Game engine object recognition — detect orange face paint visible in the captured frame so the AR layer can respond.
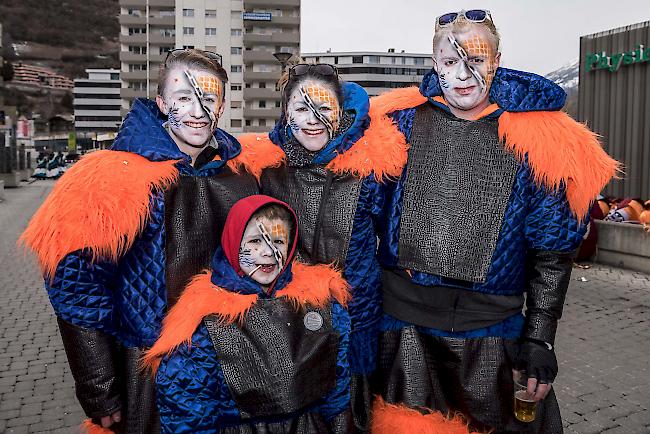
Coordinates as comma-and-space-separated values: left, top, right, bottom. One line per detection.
303, 83, 341, 134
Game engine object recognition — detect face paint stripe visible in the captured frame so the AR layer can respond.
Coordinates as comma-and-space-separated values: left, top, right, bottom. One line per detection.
183, 69, 218, 130
299, 86, 334, 139
256, 221, 284, 269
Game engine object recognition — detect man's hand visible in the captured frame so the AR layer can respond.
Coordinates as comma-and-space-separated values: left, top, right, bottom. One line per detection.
100, 411, 121, 428
509, 339, 558, 401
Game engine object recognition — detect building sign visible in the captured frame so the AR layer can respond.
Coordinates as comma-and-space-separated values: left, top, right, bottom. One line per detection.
243, 12, 272, 21
586, 44, 650, 72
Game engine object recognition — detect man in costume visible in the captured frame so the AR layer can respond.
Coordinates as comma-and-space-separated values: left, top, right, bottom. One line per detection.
370, 10, 618, 433
233, 61, 407, 431
20, 49, 258, 433
144, 195, 353, 433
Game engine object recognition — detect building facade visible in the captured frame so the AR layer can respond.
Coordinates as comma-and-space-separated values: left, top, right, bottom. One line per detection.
302, 50, 433, 96
578, 21, 650, 199
118, 0, 300, 134
73, 69, 122, 135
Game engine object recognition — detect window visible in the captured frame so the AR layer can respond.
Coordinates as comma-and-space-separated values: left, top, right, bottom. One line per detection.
182, 8, 194, 17
110, 73, 119, 80
127, 9, 141, 16
159, 10, 174, 17
414, 57, 425, 66
159, 46, 173, 55
128, 27, 146, 35
245, 120, 252, 126
259, 82, 266, 89
231, 29, 242, 36
231, 47, 242, 55
205, 28, 217, 36
129, 64, 147, 71
259, 119, 266, 127
259, 101, 266, 108
205, 9, 217, 17
231, 101, 242, 108
160, 29, 175, 37
231, 65, 242, 73
231, 119, 242, 128
182, 45, 194, 49
129, 82, 146, 91
183, 27, 194, 35
231, 84, 242, 91
352, 56, 363, 63
275, 101, 281, 108
129, 46, 146, 54
369, 56, 380, 64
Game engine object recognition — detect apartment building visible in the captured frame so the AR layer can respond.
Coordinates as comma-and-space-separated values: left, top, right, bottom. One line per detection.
118, 0, 300, 134
302, 50, 433, 96
73, 69, 122, 135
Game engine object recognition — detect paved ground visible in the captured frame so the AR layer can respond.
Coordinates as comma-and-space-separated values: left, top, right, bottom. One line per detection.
0, 180, 649, 433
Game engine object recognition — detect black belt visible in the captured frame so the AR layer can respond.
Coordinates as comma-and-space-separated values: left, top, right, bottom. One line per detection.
382, 268, 524, 332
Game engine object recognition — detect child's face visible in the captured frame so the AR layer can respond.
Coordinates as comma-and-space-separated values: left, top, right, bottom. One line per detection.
239, 217, 290, 287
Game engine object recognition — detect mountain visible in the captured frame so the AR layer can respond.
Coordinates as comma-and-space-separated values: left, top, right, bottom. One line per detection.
545, 58, 579, 118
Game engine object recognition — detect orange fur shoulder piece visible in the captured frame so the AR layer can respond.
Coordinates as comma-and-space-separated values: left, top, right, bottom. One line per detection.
499, 111, 620, 218
276, 261, 351, 308
228, 133, 285, 181
371, 396, 480, 434
18, 150, 179, 278
141, 271, 258, 374
327, 87, 427, 182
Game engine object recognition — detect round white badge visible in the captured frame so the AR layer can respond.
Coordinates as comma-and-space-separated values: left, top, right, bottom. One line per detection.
303, 311, 323, 331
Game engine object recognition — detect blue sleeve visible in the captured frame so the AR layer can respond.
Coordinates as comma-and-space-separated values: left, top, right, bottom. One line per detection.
525, 182, 587, 252
317, 302, 351, 421
46, 250, 117, 334
157, 323, 238, 433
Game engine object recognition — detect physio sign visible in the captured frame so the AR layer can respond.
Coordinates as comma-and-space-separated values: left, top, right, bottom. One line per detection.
586, 44, 650, 72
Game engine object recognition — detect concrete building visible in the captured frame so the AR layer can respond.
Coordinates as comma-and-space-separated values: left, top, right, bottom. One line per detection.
302, 50, 433, 96
11, 63, 74, 90
118, 0, 300, 134
73, 69, 122, 135
578, 21, 650, 198
118, 0, 176, 114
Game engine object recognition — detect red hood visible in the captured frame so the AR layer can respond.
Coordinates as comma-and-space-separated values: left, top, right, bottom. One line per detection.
221, 195, 298, 278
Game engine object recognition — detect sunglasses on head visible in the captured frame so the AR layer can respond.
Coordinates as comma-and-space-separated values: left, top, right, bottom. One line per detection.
289, 64, 338, 79
164, 48, 223, 66
436, 9, 492, 28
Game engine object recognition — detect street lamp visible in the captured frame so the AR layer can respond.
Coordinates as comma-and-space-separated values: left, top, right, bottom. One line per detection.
273, 52, 293, 72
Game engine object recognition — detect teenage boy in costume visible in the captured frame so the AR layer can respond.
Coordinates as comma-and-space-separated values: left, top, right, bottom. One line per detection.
144, 195, 353, 433
370, 10, 618, 433
20, 49, 258, 433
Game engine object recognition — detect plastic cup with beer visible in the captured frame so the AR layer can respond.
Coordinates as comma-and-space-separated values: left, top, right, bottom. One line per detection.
513, 370, 537, 423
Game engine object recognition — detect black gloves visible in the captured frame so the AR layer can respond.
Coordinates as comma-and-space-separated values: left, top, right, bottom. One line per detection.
510, 338, 558, 384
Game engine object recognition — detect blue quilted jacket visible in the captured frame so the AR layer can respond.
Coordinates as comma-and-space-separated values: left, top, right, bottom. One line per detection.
45, 98, 245, 348
155, 248, 351, 433
378, 68, 587, 339
266, 82, 384, 375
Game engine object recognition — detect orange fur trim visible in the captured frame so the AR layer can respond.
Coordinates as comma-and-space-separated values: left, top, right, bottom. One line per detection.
142, 271, 258, 374
81, 419, 115, 434
276, 262, 351, 308
327, 88, 426, 182
228, 133, 285, 181
18, 150, 179, 278
371, 397, 479, 434
499, 111, 620, 218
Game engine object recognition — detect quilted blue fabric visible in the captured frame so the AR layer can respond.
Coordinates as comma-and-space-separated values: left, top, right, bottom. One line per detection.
156, 251, 351, 432
377, 98, 586, 338
419, 67, 567, 112
264, 84, 384, 375
46, 99, 244, 348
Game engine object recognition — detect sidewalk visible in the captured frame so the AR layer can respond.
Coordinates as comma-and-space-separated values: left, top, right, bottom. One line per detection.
0, 180, 649, 433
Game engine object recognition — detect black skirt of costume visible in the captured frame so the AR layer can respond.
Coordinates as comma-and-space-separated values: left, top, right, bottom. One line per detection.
375, 327, 564, 433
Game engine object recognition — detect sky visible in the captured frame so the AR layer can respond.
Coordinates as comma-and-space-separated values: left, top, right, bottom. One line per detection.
301, 0, 650, 75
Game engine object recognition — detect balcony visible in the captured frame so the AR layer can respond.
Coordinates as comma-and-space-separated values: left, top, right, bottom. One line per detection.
121, 71, 151, 81
120, 88, 148, 100
243, 107, 281, 119
243, 32, 299, 45
242, 15, 299, 27
244, 0, 299, 9
120, 52, 147, 62
243, 88, 281, 100
243, 50, 277, 64
244, 70, 281, 82
120, 34, 147, 44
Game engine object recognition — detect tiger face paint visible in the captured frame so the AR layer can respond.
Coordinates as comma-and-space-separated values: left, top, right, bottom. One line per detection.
286, 79, 340, 152
433, 25, 500, 116
156, 67, 225, 149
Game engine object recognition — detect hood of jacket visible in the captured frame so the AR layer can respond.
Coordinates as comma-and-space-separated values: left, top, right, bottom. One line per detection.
269, 81, 370, 165
111, 97, 242, 164
212, 195, 299, 295
419, 67, 566, 112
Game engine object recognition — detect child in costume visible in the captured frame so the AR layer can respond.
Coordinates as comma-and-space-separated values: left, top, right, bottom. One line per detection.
143, 195, 353, 433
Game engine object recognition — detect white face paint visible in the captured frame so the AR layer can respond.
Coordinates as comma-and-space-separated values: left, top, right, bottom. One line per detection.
239, 217, 290, 288
286, 79, 341, 152
156, 67, 224, 149
433, 25, 500, 115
